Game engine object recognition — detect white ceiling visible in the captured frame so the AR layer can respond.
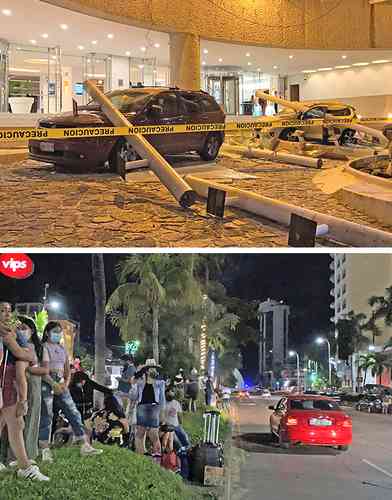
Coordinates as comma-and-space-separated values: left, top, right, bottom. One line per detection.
1, 0, 392, 76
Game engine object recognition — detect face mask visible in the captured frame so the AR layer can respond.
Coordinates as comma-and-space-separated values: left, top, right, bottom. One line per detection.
50, 331, 62, 344
16, 329, 30, 347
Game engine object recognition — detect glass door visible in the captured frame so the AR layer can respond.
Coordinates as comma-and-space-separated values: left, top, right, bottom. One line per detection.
222, 76, 239, 115
83, 53, 112, 103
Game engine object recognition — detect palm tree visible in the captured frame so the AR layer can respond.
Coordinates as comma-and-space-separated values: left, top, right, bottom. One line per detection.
336, 311, 369, 360
358, 353, 376, 387
369, 286, 392, 327
91, 254, 106, 407
107, 254, 202, 364
371, 353, 389, 385
363, 312, 382, 345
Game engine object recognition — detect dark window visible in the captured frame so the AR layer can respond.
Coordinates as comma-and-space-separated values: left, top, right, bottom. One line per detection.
178, 93, 201, 114
200, 96, 221, 112
302, 107, 325, 120
289, 399, 340, 411
326, 107, 352, 117
153, 93, 179, 116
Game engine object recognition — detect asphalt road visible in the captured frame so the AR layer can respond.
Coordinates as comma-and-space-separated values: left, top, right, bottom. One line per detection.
228, 396, 392, 500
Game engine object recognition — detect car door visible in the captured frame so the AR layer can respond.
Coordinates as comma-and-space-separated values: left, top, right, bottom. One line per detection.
137, 92, 186, 154
178, 92, 203, 151
270, 398, 287, 433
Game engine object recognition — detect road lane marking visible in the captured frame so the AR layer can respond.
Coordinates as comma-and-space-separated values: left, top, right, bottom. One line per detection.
362, 459, 392, 479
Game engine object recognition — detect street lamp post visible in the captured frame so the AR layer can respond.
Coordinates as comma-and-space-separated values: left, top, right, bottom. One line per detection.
316, 337, 332, 387
289, 350, 300, 392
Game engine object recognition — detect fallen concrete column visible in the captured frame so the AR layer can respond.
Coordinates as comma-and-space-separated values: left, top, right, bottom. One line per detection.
85, 80, 196, 208
184, 175, 392, 247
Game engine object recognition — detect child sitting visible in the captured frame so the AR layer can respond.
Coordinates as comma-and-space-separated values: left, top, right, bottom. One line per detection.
164, 390, 190, 451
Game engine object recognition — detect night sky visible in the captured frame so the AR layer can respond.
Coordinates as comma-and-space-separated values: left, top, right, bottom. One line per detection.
0, 253, 332, 373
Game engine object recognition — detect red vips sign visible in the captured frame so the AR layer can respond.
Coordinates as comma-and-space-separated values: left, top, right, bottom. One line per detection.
0, 253, 34, 279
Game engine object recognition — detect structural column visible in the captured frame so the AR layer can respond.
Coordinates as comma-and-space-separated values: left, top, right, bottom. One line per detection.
169, 32, 200, 90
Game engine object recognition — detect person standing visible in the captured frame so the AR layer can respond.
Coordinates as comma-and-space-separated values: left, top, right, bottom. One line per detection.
116, 354, 136, 417
187, 368, 199, 412
131, 359, 166, 460
0, 302, 49, 481
205, 375, 214, 406
274, 91, 279, 114
38, 321, 103, 462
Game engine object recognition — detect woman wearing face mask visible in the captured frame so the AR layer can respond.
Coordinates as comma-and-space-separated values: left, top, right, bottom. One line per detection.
38, 321, 103, 462
0, 302, 49, 481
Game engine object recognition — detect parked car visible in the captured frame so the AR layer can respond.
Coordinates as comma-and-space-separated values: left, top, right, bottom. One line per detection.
269, 395, 352, 451
231, 389, 250, 400
356, 395, 384, 413
29, 86, 225, 171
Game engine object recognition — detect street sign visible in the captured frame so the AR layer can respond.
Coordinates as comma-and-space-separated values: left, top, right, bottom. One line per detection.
0, 253, 34, 279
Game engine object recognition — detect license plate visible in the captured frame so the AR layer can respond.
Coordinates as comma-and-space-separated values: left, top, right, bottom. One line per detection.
40, 142, 54, 152
309, 418, 332, 426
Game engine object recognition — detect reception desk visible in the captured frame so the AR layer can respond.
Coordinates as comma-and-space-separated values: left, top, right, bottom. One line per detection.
9, 97, 34, 113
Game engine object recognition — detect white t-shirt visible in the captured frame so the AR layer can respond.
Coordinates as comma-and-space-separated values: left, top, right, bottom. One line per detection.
165, 400, 182, 427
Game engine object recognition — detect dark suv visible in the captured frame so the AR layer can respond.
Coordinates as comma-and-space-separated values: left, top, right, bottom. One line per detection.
29, 87, 225, 171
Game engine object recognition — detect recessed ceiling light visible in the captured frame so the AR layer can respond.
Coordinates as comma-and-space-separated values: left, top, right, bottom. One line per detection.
203, 49, 209, 54
218, 58, 223, 62
246, 52, 250, 57
1, 9, 12, 16
107, 34, 114, 39
352, 62, 369, 66
140, 46, 146, 52
342, 55, 347, 59
257, 67, 261, 71
202, 61, 206, 65
289, 55, 294, 59
302, 69, 317, 73
78, 45, 84, 50
41, 33, 49, 39
138, 64, 144, 69
372, 59, 390, 64
247, 62, 252, 66
335, 65, 351, 69
30, 40, 37, 45
318, 67, 332, 71
91, 40, 98, 45
87, 59, 91, 63
273, 65, 278, 70
60, 24, 68, 30
125, 51, 131, 56
154, 43, 160, 48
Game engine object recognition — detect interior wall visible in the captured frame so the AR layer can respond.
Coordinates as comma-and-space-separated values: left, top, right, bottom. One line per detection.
287, 63, 392, 116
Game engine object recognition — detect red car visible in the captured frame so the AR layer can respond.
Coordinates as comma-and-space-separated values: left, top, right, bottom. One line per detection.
269, 395, 352, 451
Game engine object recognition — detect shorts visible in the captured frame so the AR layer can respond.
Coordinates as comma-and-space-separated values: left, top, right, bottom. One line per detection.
136, 403, 160, 428
1, 364, 17, 408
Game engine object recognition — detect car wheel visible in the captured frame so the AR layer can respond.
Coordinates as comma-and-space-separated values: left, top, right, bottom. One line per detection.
338, 445, 349, 452
279, 127, 299, 142
108, 140, 140, 177
200, 133, 222, 161
339, 128, 357, 146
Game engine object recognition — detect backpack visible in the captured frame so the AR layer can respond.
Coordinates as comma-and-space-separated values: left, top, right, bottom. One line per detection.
161, 450, 180, 473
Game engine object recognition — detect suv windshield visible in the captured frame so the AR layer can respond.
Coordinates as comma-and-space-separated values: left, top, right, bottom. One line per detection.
88, 91, 150, 113
290, 399, 340, 411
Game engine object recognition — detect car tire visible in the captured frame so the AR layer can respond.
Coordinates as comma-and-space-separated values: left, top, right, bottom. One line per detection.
339, 128, 357, 146
200, 133, 222, 161
338, 445, 349, 452
279, 127, 299, 142
108, 140, 140, 177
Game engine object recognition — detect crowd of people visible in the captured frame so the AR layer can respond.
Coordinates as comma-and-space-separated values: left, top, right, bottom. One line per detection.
0, 301, 214, 482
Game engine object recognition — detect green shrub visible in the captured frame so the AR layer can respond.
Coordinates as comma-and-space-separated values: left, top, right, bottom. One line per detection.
0, 444, 204, 500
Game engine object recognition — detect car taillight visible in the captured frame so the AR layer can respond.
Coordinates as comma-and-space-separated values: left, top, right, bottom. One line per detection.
338, 418, 352, 428
286, 417, 298, 426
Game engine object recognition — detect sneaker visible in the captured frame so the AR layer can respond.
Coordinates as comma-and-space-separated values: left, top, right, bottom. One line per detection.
41, 448, 53, 463
0, 463, 6, 472
80, 443, 103, 456
9, 460, 36, 468
17, 465, 50, 482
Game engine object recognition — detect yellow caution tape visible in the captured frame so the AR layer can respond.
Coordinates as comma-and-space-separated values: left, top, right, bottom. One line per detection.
0, 116, 391, 143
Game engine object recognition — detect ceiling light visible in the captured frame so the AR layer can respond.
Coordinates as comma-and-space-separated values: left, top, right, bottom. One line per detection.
372, 59, 390, 64
41, 33, 49, 39
202, 61, 206, 65
140, 46, 146, 52
335, 65, 351, 69
218, 58, 223, 62
302, 69, 317, 73
30, 40, 37, 45
273, 65, 278, 70
203, 49, 208, 54
342, 55, 347, 59
318, 67, 333, 71
257, 67, 261, 71
107, 34, 114, 39
138, 64, 144, 69
125, 51, 131, 56
78, 45, 84, 50
154, 43, 160, 48
1, 9, 12, 16
352, 62, 369, 66
289, 55, 294, 59
91, 40, 98, 45
246, 52, 250, 57
247, 62, 252, 66
60, 24, 68, 30
10, 67, 40, 73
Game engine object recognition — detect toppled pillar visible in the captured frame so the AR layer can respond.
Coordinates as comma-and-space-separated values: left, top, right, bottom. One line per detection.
84, 80, 196, 208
